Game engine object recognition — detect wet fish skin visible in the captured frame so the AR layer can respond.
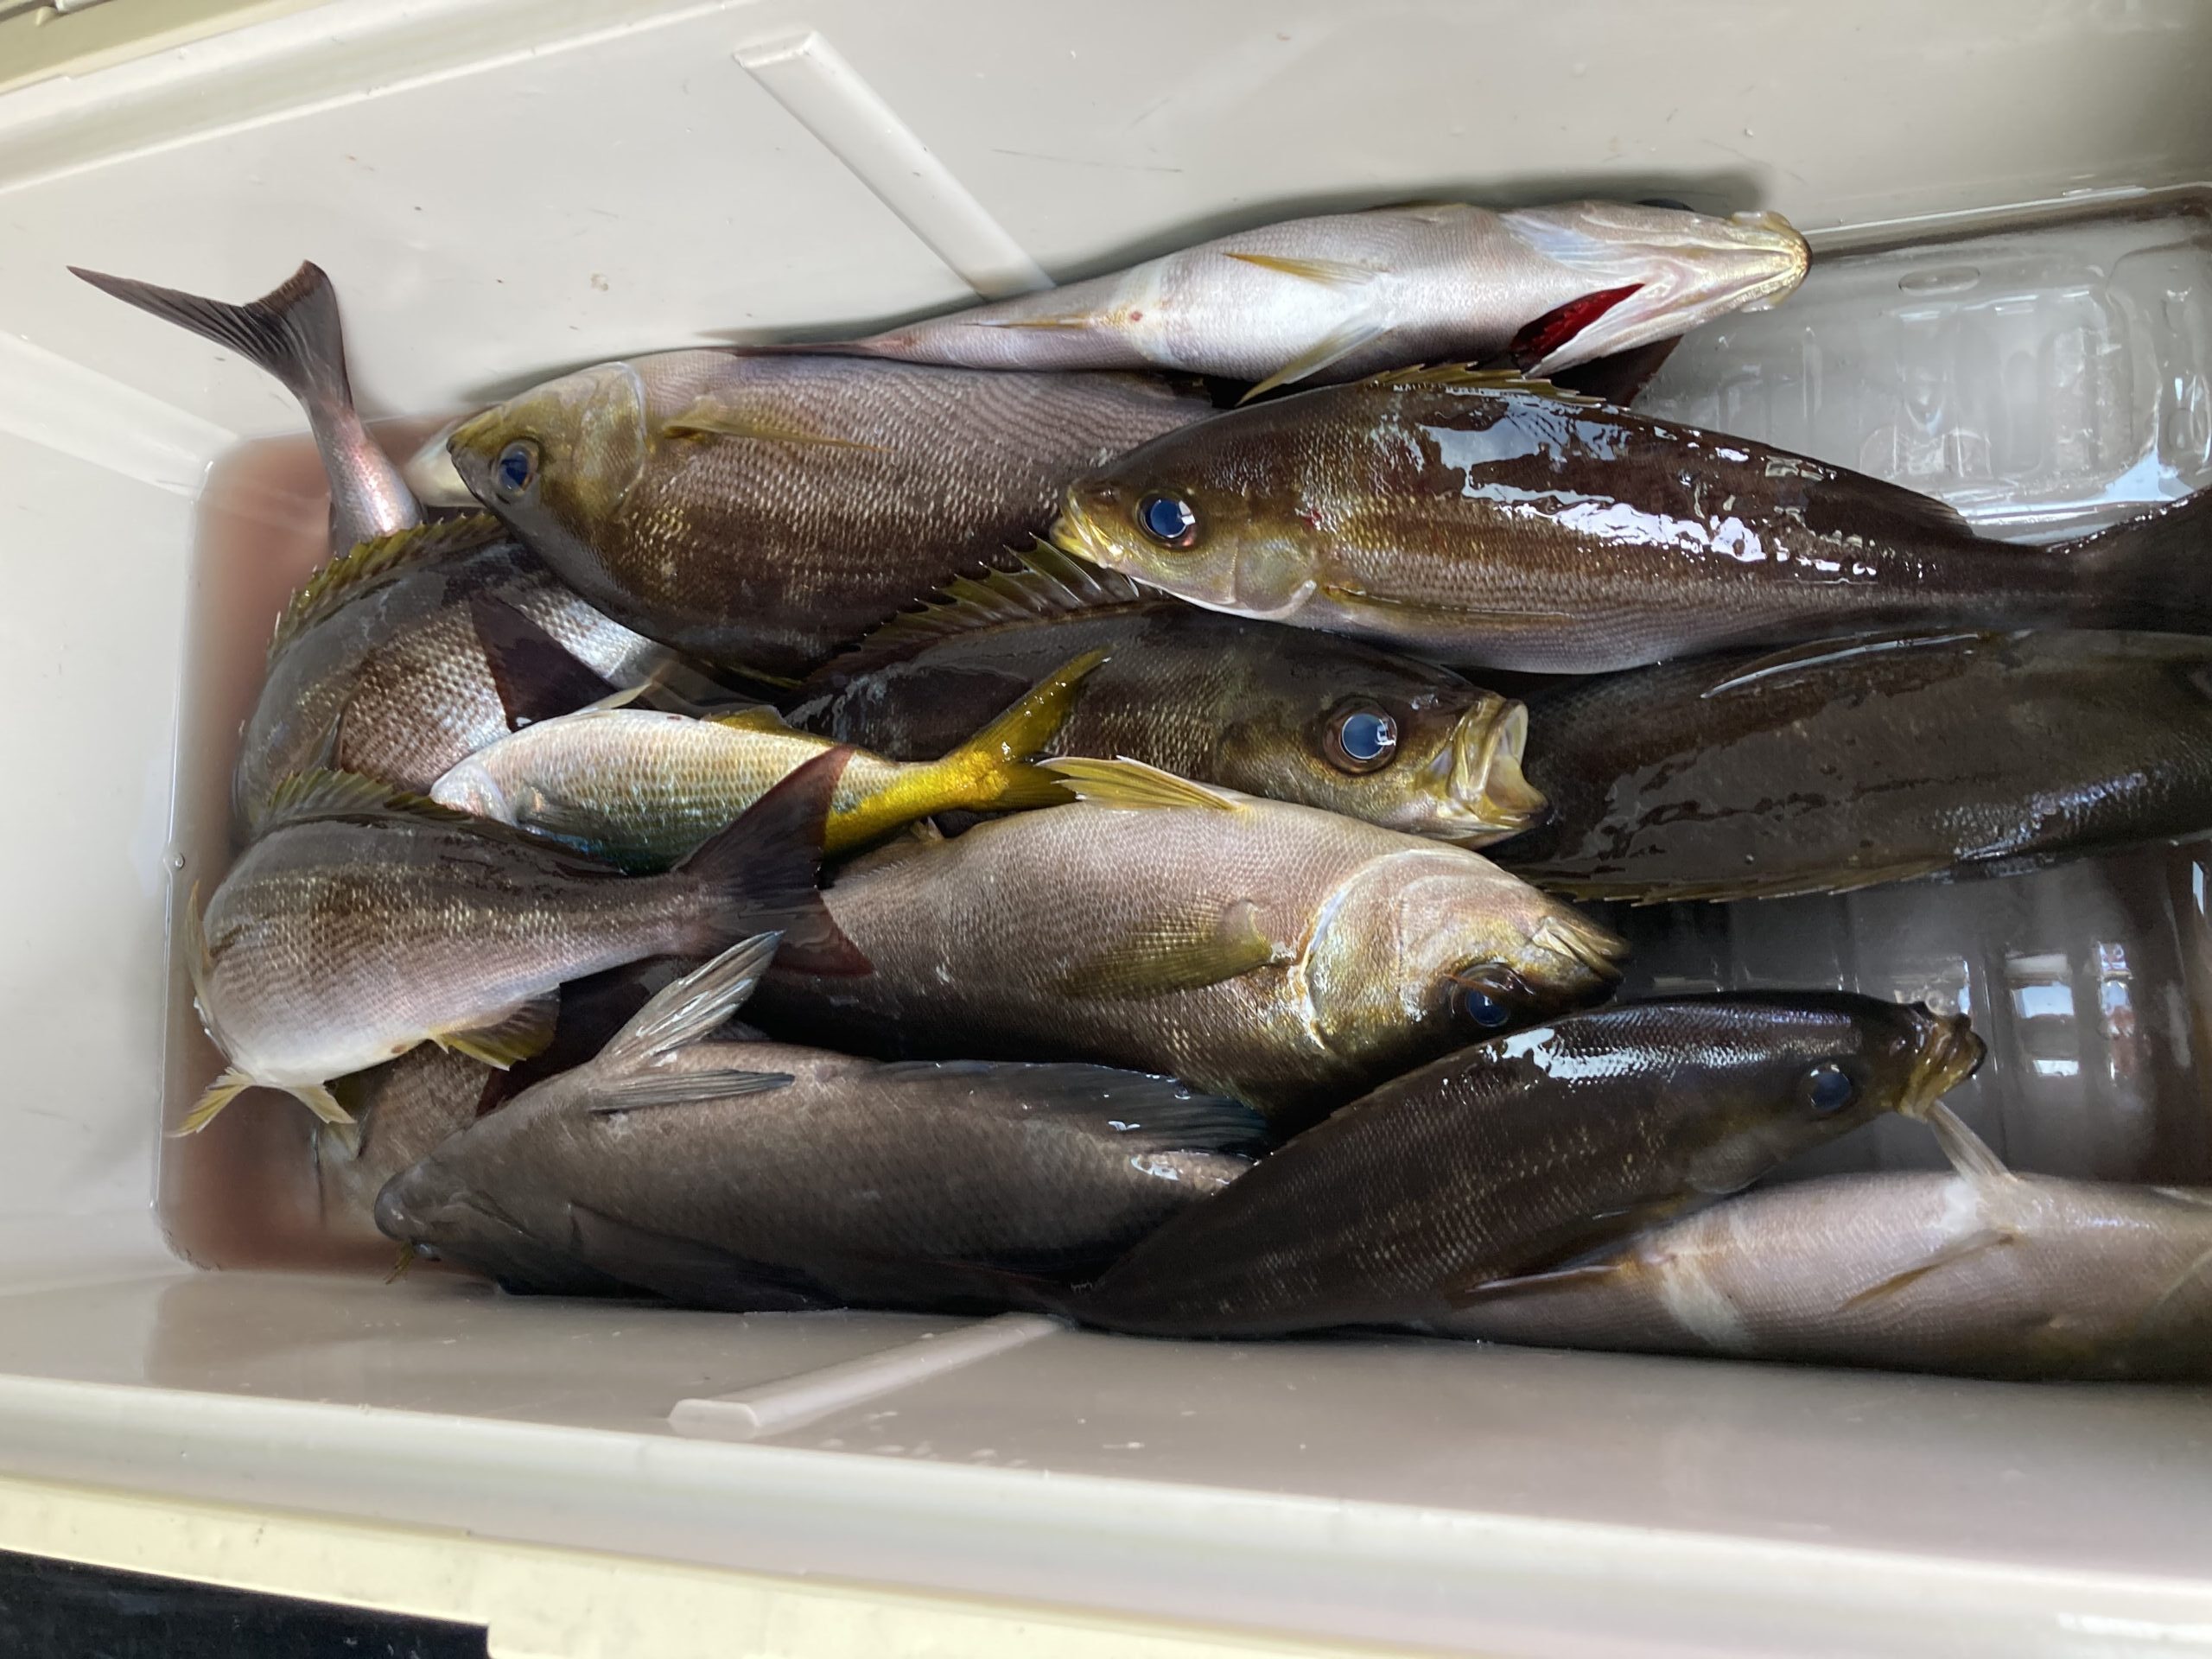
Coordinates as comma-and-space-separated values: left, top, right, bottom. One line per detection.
769, 200, 1807, 388
1051, 370, 2212, 674
1430, 1173, 2212, 1381
446, 351, 1212, 678
1503, 630, 2212, 903
239, 517, 681, 835
753, 761, 1624, 1125
1072, 995, 1983, 1338
793, 552, 1544, 847
430, 652, 1095, 868
375, 936, 1261, 1311
186, 755, 844, 1134
72, 262, 420, 551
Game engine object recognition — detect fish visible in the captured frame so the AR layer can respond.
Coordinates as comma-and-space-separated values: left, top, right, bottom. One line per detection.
792, 543, 1546, 847
372, 934, 1263, 1310
429, 637, 1102, 868
1501, 630, 2212, 903
237, 514, 691, 836
752, 758, 1624, 1125
1070, 994, 1986, 1338
443, 351, 1212, 679
1048, 368, 2212, 675
1429, 1173, 2212, 1382
72, 262, 420, 551
180, 750, 855, 1138
316, 958, 697, 1240
761, 200, 1808, 396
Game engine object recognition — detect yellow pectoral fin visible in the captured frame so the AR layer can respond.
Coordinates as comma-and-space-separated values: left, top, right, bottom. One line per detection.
1040, 756, 1241, 812
173, 1067, 257, 1137
662, 398, 888, 451
1054, 898, 1289, 1001
434, 992, 559, 1069
1222, 251, 1378, 289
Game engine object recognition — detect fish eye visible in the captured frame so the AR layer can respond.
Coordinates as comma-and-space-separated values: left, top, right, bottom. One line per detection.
1802, 1062, 1858, 1115
494, 440, 539, 499
1137, 492, 1200, 549
1323, 700, 1400, 773
1451, 965, 1529, 1034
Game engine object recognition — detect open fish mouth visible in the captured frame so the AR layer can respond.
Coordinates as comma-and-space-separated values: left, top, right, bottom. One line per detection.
1438, 701, 1548, 845
1526, 907, 1630, 997
1894, 1010, 2005, 1177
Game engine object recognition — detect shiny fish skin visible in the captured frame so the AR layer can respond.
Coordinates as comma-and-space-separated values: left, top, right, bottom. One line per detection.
240, 519, 674, 836
1430, 1173, 2212, 1381
447, 352, 1211, 678
794, 590, 1544, 847
1503, 630, 2212, 903
771, 200, 1808, 386
1052, 372, 2212, 674
1072, 995, 1983, 1338
375, 938, 1258, 1310
754, 775, 1624, 1124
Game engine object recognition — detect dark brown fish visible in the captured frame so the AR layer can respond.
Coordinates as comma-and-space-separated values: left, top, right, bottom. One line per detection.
1052, 368, 2212, 674
792, 544, 1544, 846
239, 515, 684, 836
1071, 995, 1983, 1338
445, 351, 1212, 679
1503, 630, 2212, 902
373, 935, 1262, 1309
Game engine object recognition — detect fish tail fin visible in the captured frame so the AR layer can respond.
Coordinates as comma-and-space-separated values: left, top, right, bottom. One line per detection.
2063, 486, 2212, 631
72, 261, 352, 411
675, 748, 871, 975
917, 646, 1107, 810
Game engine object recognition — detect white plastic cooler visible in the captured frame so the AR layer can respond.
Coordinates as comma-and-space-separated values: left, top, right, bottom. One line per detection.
3, 2, 2212, 1653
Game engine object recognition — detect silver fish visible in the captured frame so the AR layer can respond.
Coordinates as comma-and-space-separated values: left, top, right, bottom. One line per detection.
1433, 1173, 2212, 1381
373, 934, 1260, 1309
772, 200, 1808, 395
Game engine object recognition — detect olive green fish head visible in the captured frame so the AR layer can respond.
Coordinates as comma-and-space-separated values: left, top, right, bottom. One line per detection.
1303, 849, 1626, 1060
1501, 202, 1810, 371
450, 360, 652, 561
1662, 995, 1986, 1194
1217, 672, 1547, 848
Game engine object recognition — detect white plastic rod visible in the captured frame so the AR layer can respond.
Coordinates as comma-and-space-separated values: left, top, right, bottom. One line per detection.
734, 29, 1052, 301
669, 1313, 1064, 1443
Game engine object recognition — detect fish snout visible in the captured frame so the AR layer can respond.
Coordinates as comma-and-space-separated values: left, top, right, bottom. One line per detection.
1442, 700, 1548, 843
1903, 1007, 1987, 1117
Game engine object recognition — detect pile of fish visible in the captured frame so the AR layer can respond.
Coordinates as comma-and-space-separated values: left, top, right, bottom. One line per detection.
90, 192, 2212, 1382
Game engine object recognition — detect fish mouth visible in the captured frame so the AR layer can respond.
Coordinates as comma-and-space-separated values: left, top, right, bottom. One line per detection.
1504, 203, 1811, 373
1436, 701, 1548, 846
405, 414, 482, 507
1893, 1010, 2005, 1177
445, 406, 501, 501
1524, 906, 1630, 1001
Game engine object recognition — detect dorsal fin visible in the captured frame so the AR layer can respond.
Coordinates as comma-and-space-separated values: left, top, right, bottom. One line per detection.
1358, 364, 1604, 405
802, 541, 1155, 690
270, 513, 505, 662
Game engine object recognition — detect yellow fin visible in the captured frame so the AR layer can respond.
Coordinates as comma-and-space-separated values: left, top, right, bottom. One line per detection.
707, 705, 798, 734
663, 398, 888, 450
1056, 896, 1288, 1001
270, 513, 505, 663
1357, 364, 1603, 404
174, 1067, 256, 1136
435, 991, 559, 1069
1241, 316, 1388, 403
1222, 251, 1378, 289
292, 1081, 359, 1152
1042, 756, 1240, 813
977, 314, 1106, 332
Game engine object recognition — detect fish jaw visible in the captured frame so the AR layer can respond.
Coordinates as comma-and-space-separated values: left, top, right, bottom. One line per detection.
1503, 203, 1810, 373
1429, 699, 1548, 847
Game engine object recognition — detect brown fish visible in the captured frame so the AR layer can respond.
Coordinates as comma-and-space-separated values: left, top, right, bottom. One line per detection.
755, 759, 1622, 1124
793, 543, 1544, 846
446, 352, 1211, 678
1072, 995, 1985, 1338
1052, 369, 2212, 674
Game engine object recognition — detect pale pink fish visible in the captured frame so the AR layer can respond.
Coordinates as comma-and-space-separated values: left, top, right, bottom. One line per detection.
772, 200, 1808, 397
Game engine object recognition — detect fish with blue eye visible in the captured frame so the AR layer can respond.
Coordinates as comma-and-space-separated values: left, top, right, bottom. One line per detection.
1448, 964, 1537, 1033
493, 441, 539, 498
1139, 493, 1199, 548
1803, 1062, 1859, 1114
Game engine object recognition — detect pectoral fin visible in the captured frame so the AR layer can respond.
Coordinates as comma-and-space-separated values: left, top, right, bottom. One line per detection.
1222, 251, 1378, 289
663, 398, 887, 450
1057, 897, 1289, 1000
435, 991, 560, 1069
1840, 1228, 2015, 1310
1241, 316, 1389, 403
174, 1067, 257, 1137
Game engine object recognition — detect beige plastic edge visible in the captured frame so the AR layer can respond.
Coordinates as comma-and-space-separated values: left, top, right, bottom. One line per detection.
0, 1472, 1407, 1659
0, 0, 322, 97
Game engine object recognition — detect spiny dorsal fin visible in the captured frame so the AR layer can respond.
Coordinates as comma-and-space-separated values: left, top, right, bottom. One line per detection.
806, 541, 1151, 689
1358, 365, 1603, 404
270, 513, 505, 663
1042, 756, 1242, 812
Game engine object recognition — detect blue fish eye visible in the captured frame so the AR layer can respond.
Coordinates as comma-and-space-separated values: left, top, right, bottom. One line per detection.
1325, 701, 1399, 772
1457, 985, 1513, 1029
494, 440, 538, 497
1805, 1062, 1857, 1114
1138, 492, 1199, 548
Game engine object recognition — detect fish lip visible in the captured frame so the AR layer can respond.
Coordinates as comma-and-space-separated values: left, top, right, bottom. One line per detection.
1435, 701, 1548, 844
445, 407, 500, 500
1898, 1009, 1986, 1119
1527, 907, 1630, 996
